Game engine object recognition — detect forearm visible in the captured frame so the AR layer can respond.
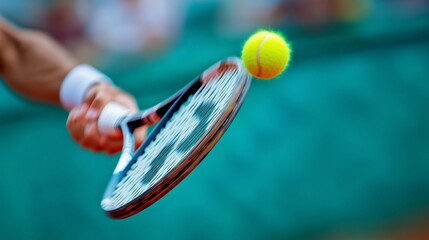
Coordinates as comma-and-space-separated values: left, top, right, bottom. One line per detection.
0, 17, 77, 105
0, 18, 145, 154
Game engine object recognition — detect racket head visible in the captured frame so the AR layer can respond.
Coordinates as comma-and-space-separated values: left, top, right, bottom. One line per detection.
101, 57, 251, 219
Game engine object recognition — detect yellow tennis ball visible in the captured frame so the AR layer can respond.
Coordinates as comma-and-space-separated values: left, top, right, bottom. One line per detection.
241, 30, 291, 80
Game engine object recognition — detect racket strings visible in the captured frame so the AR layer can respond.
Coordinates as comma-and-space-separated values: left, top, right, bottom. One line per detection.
103, 67, 241, 210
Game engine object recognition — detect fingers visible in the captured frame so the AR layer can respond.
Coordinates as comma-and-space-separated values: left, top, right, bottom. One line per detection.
103, 138, 124, 155
85, 82, 139, 114
67, 103, 100, 152
80, 122, 102, 152
67, 105, 125, 154
99, 126, 147, 154
67, 83, 147, 155
67, 103, 89, 142
67, 105, 148, 154
84, 82, 138, 140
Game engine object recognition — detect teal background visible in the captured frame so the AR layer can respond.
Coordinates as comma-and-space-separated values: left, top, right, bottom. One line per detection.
1, 1, 429, 239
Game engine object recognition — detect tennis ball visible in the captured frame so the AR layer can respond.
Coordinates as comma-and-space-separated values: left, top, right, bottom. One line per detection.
241, 30, 291, 80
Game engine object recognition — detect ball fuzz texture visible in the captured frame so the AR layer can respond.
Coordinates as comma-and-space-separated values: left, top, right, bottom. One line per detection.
241, 30, 291, 80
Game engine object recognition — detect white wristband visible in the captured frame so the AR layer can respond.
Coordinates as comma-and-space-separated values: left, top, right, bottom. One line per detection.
60, 64, 112, 110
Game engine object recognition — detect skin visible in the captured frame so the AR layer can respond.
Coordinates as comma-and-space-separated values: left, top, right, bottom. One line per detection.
0, 17, 145, 154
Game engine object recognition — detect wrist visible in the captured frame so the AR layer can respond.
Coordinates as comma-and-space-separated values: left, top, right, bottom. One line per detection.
60, 64, 112, 110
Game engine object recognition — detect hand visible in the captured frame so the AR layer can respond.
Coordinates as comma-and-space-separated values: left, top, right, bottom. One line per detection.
66, 82, 146, 154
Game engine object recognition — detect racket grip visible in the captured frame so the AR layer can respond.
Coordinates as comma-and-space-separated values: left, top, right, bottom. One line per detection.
98, 103, 130, 134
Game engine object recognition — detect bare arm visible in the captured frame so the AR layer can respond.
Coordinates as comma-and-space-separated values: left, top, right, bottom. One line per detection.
0, 17, 77, 105
0, 17, 146, 153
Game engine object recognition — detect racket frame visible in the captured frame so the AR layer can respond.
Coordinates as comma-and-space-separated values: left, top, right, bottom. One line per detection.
101, 57, 251, 218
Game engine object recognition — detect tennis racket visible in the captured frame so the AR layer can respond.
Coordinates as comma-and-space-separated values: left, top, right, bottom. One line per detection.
97, 57, 251, 219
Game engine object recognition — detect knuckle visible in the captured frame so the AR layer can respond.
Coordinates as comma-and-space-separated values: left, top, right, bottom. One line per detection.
98, 137, 107, 149
107, 148, 116, 155
80, 140, 92, 149
81, 134, 95, 148
92, 96, 104, 107
108, 148, 121, 155
70, 133, 82, 143
92, 95, 110, 109
92, 146, 102, 153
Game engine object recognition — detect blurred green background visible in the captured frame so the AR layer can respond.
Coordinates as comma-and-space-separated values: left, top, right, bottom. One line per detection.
1, 0, 429, 239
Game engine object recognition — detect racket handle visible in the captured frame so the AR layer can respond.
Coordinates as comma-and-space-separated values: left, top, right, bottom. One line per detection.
98, 102, 130, 134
